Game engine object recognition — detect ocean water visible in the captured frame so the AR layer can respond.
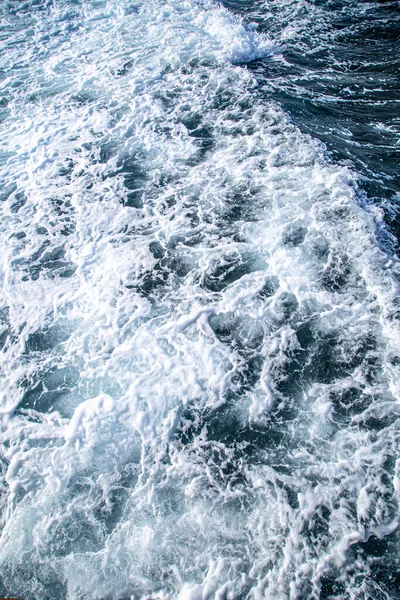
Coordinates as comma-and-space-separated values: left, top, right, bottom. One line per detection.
0, 0, 399, 599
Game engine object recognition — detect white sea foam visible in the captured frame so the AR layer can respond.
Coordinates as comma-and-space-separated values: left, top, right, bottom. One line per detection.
0, 0, 399, 599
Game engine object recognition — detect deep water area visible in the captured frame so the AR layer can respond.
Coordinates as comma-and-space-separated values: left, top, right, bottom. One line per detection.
0, 0, 399, 599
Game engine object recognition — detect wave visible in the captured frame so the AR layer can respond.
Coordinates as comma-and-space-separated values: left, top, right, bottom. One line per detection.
0, 1, 399, 598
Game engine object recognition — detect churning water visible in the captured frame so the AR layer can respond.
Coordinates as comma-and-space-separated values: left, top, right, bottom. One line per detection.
0, 0, 399, 598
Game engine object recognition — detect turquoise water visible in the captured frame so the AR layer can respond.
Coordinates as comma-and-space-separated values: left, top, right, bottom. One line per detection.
0, 1, 399, 598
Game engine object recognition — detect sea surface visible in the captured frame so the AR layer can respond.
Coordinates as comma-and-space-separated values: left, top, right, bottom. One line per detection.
0, 0, 399, 599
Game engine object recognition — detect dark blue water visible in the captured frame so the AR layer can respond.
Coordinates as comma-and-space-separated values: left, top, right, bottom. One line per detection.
224, 0, 400, 244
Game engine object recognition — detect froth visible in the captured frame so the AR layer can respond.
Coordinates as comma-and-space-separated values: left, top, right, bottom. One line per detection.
0, 0, 399, 599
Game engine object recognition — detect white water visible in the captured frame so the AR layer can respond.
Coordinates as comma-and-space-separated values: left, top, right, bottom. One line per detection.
0, 1, 399, 598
